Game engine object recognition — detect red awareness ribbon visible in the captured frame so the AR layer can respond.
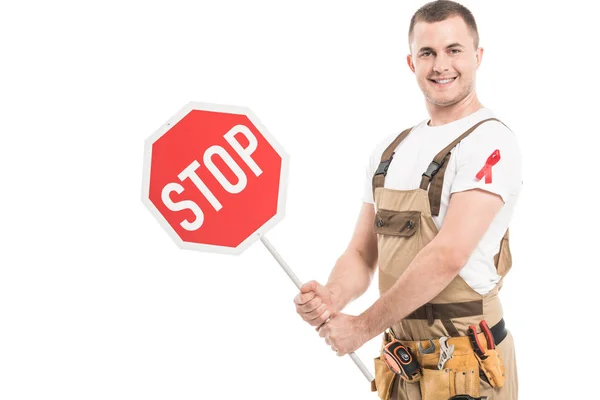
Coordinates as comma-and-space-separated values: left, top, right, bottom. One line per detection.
475, 149, 501, 184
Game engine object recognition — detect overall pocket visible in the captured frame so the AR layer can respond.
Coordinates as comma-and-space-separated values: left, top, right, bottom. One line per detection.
374, 209, 421, 237
375, 209, 422, 292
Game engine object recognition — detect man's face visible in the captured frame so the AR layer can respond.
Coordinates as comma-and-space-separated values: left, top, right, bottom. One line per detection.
408, 16, 482, 107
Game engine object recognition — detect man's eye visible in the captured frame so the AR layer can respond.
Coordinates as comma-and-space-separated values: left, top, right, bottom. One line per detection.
450, 49, 461, 54
421, 52, 431, 57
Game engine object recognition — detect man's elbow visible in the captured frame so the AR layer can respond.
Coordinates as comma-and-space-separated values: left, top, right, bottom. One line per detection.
434, 244, 469, 274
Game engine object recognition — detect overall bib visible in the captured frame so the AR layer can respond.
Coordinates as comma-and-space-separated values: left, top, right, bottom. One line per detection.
371, 119, 518, 400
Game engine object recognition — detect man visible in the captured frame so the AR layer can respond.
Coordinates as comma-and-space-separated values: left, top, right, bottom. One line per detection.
293, 1, 521, 399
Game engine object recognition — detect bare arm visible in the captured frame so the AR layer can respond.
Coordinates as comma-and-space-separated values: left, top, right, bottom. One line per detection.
358, 188, 504, 340
294, 202, 378, 327
325, 202, 379, 313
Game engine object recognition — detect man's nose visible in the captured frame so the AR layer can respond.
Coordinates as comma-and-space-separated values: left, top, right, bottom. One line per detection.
433, 53, 450, 73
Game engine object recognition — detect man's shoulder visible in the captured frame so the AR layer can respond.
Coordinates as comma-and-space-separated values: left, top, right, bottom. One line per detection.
463, 110, 518, 146
456, 111, 522, 163
473, 109, 514, 133
370, 120, 427, 154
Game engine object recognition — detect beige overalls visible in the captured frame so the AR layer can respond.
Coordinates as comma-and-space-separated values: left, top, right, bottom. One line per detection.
370, 119, 518, 400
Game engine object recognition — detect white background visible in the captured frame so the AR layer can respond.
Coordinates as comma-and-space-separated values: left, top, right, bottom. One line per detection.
1, 1, 597, 399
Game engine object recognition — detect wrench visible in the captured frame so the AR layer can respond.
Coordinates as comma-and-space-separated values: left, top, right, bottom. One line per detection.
437, 336, 454, 370
417, 339, 436, 354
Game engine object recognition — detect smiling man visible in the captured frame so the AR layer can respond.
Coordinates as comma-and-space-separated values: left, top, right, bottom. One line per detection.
294, 1, 521, 399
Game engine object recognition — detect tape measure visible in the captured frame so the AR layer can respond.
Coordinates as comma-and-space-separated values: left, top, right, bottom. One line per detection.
382, 341, 422, 381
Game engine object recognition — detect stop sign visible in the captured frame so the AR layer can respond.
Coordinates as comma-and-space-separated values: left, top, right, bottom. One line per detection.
142, 102, 289, 255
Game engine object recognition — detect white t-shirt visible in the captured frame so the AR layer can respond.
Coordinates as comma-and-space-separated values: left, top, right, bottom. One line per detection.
362, 108, 523, 295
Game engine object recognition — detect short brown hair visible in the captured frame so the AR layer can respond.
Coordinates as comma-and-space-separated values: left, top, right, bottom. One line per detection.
408, 0, 479, 49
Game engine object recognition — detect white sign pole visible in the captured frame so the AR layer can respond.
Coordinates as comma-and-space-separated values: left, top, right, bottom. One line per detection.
259, 234, 375, 383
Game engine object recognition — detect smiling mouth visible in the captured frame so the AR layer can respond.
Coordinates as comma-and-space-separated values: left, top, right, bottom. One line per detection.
429, 77, 456, 85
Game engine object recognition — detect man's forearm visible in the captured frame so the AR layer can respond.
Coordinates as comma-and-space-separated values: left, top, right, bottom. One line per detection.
325, 249, 375, 313
359, 242, 464, 340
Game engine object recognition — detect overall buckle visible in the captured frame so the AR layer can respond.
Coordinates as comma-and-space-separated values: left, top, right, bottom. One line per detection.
422, 161, 443, 179
375, 152, 395, 176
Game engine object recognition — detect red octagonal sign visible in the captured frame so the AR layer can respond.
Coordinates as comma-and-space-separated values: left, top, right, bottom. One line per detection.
142, 102, 289, 255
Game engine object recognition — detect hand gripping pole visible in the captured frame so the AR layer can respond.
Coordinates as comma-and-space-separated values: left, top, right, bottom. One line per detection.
259, 235, 375, 383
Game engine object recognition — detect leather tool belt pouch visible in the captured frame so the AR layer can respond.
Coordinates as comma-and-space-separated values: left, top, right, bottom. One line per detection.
476, 348, 506, 387
372, 333, 397, 400
372, 333, 483, 400
415, 338, 481, 400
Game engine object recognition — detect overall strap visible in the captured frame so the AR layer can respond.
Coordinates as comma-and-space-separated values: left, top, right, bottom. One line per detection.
371, 127, 413, 199
419, 117, 505, 216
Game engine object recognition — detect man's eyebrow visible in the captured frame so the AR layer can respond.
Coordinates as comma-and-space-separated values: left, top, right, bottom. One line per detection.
418, 43, 465, 53
418, 46, 435, 53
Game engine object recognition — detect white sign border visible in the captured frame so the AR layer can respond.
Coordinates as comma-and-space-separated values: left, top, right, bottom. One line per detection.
141, 101, 290, 256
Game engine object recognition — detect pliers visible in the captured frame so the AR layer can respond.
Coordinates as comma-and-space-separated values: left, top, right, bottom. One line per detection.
467, 320, 495, 359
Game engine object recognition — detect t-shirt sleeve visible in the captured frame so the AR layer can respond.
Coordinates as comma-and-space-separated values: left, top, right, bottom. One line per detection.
361, 135, 393, 204
361, 148, 379, 204
450, 122, 523, 202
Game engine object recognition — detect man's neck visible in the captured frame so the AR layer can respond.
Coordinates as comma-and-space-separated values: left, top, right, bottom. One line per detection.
426, 92, 483, 127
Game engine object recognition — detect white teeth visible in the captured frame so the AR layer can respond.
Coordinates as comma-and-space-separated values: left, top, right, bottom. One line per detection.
435, 78, 454, 84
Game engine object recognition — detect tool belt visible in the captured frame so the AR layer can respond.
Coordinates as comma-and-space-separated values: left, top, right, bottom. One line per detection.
372, 318, 507, 400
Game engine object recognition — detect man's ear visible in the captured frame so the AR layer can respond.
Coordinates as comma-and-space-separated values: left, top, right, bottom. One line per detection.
407, 54, 416, 73
476, 47, 484, 69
